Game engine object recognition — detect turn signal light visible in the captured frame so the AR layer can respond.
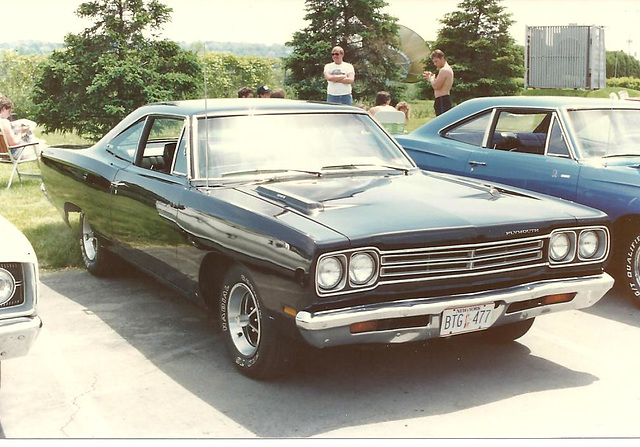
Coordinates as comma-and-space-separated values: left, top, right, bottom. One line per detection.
350, 321, 380, 334
507, 292, 576, 313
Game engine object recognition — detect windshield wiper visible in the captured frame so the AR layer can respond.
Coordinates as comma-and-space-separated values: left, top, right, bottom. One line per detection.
321, 163, 410, 174
220, 168, 322, 178
601, 154, 640, 158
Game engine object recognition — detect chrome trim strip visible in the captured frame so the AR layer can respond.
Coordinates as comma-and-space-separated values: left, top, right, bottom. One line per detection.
297, 273, 613, 348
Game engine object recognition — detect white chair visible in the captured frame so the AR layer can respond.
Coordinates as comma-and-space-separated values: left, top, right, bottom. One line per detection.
374, 110, 406, 134
0, 129, 41, 189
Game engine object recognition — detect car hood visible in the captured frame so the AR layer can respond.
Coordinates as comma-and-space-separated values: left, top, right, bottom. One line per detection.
0, 214, 37, 264
242, 171, 605, 247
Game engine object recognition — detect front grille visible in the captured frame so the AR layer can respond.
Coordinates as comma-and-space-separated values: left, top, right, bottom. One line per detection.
379, 237, 545, 284
0, 262, 25, 308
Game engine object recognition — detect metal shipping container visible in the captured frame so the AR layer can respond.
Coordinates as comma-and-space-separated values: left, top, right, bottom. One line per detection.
525, 25, 606, 90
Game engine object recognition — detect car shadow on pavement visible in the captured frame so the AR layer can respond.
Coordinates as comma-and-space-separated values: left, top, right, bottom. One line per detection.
581, 281, 640, 329
39, 269, 598, 438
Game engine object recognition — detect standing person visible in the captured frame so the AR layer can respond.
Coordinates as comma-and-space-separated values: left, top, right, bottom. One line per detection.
368, 91, 396, 116
324, 46, 355, 105
423, 49, 454, 116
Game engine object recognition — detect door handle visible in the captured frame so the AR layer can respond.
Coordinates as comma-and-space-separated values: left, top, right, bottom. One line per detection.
110, 181, 126, 187
468, 161, 487, 167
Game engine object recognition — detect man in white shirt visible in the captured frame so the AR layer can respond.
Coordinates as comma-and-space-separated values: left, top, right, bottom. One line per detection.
324, 46, 355, 105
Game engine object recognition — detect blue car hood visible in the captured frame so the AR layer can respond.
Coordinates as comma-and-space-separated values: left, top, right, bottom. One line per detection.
245, 171, 605, 245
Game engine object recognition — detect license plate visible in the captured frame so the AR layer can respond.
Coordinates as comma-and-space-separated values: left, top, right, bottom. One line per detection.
440, 303, 495, 336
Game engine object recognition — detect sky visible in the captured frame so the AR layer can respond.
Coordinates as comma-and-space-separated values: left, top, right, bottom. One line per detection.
3, 0, 640, 56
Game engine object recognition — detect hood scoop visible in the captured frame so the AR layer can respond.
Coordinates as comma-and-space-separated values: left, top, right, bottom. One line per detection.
256, 185, 324, 214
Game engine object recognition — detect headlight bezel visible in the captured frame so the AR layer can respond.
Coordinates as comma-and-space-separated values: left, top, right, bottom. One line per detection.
549, 231, 575, 263
316, 248, 380, 296
349, 251, 379, 287
548, 226, 609, 267
317, 254, 347, 291
0, 267, 17, 306
577, 228, 608, 261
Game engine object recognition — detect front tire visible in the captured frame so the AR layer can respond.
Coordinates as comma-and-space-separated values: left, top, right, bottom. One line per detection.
482, 318, 535, 344
79, 213, 113, 277
621, 232, 640, 306
219, 265, 293, 380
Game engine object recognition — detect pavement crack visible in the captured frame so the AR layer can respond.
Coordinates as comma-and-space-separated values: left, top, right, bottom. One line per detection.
60, 374, 99, 437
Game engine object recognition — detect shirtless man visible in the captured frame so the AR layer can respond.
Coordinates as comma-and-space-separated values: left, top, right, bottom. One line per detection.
423, 49, 454, 116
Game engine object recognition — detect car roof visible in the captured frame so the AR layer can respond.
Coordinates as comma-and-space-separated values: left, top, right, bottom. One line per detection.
459, 95, 640, 111
407, 95, 640, 137
136, 98, 364, 117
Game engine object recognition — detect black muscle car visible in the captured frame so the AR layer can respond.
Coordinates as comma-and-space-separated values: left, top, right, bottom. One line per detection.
41, 99, 614, 379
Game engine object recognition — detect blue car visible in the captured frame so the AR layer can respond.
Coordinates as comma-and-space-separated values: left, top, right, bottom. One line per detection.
396, 96, 640, 303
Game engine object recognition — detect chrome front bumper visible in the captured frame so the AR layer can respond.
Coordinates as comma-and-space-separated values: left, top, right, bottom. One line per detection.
0, 315, 42, 361
296, 273, 614, 348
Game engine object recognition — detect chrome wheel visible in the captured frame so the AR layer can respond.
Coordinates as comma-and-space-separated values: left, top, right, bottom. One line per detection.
227, 282, 261, 357
82, 217, 98, 262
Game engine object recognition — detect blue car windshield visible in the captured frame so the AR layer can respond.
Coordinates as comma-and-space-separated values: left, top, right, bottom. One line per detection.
195, 113, 413, 179
567, 109, 640, 159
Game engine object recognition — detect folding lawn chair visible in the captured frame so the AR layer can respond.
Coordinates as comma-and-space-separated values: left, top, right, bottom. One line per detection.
0, 129, 41, 189
374, 110, 406, 134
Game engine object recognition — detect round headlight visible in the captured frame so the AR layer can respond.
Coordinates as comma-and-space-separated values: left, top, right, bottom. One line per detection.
350, 252, 376, 285
0, 268, 16, 305
550, 232, 571, 262
317, 256, 343, 290
579, 230, 599, 259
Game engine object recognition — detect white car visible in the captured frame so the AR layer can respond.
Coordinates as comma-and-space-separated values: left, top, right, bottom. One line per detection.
0, 214, 41, 380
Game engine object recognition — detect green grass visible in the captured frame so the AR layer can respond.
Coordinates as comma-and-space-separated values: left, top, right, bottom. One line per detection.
0, 129, 91, 270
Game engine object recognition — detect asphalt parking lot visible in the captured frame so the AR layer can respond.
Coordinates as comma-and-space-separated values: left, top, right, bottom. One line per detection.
1, 268, 640, 438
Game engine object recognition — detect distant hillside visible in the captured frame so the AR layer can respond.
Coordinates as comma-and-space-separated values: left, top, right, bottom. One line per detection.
181, 41, 292, 58
0, 41, 63, 55
0, 40, 292, 58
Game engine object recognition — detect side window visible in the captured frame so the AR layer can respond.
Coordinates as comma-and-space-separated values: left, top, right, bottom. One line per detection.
491, 111, 551, 155
107, 120, 145, 162
443, 112, 491, 146
547, 118, 571, 158
173, 129, 188, 176
138, 117, 186, 173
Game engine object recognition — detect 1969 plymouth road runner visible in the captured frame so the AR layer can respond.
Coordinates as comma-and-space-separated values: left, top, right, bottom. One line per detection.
0, 214, 41, 382
41, 99, 614, 379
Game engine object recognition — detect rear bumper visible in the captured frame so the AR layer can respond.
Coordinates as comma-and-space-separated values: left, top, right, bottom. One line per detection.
296, 273, 613, 348
0, 315, 42, 361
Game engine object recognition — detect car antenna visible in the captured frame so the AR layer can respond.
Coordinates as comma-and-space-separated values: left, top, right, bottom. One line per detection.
203, 43, 210, 188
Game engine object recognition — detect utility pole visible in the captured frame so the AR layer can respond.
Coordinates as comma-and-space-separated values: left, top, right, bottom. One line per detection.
627, 38, 633, 56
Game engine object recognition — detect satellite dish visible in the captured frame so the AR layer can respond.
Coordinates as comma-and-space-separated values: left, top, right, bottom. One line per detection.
389, 25, 430, 83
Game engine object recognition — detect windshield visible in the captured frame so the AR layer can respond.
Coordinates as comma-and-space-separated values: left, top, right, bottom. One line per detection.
567, 109, 640, 159
195, 113, 413, 179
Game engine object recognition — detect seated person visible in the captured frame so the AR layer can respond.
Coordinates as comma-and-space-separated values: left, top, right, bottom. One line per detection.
368, 91, 397, 116
0, 96, 32, 147
396, 101, 411, 121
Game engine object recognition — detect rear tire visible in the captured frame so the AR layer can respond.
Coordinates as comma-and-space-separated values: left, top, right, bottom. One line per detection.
219, 265, 294, 380
483, 318, 535, 343
79, 213, 113, 277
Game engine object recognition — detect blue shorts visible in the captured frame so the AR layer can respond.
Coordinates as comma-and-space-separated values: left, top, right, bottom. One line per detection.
327, 94, 353, 105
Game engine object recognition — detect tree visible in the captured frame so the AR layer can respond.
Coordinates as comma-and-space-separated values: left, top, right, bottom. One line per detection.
31, 0, 202, 140
606, 51, 640, 78
285, 0, 402, 102
420, 0, 523, 104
